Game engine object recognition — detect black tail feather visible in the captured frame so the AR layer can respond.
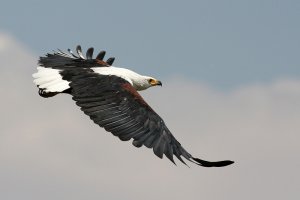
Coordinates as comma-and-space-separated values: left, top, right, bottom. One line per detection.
192, 157, 234, 167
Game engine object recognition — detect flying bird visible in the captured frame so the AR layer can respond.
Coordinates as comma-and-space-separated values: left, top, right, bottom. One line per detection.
33, 45, 234, 167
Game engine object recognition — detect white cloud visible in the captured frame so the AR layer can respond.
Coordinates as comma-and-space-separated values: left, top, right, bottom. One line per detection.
0, 33, 299, 200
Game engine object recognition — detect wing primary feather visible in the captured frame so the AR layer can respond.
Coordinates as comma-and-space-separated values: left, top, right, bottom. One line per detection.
164, 144, 176, 164
67, 48, 78, 58
83, 105, 121, 114
96, 51, 106, 60
110, 122, 139, 133
58, 49, 73, 57
78, 102, 118, 110
105, 119, 136, 133
153, 136, 166, 159
97, 113, 128, 123
86, 48, 94, 59
74, 95, 115, 103
107, 119, 138, 133
118, 126, 145, 141
191, 157, 234, 167
76, 45, 85, 59
106, 57, 115, 65
172, 145, 188, 166
131, 128, 152, 148
101, 116, 131, 127
143, 133, 157, 148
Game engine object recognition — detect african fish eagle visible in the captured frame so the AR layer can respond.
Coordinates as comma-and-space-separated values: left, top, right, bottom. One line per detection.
32, 45, 234, 167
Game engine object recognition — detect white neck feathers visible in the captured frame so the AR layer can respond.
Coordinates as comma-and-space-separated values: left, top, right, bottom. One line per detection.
92, 66, 151, 90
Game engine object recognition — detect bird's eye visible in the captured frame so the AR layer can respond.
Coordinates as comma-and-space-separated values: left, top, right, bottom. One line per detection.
149, 79, 155, 84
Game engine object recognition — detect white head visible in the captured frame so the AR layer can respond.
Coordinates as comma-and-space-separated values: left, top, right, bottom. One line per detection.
92, 66, 162, 91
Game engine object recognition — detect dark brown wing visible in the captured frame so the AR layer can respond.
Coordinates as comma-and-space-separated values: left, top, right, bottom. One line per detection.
60, 69, 234, 167
38, 45, 115, 69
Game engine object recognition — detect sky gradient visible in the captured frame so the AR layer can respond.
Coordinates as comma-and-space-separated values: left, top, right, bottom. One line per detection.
0, 1, 300, 200
1, 0, 300, 88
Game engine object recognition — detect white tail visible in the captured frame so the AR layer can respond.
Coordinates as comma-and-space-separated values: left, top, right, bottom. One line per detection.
32, 67, 70, 92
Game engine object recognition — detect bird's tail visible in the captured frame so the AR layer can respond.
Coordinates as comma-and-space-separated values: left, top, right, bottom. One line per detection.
33, 67, 70, 98
33, 45, 115, 98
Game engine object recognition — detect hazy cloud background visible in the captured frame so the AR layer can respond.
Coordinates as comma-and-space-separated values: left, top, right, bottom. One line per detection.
1, 1, 300, 200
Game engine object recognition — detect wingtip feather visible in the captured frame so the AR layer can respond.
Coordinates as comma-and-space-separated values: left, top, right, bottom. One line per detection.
96, 51, 106, 60
191, 157, 234, 167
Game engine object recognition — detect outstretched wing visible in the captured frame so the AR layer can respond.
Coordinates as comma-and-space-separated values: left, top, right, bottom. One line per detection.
34, 45, 116, 97
61, 69, 234, 167
39, 45, 115, 69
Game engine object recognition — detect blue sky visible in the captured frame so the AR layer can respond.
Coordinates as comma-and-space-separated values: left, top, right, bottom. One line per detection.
1, 0, 300, 89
